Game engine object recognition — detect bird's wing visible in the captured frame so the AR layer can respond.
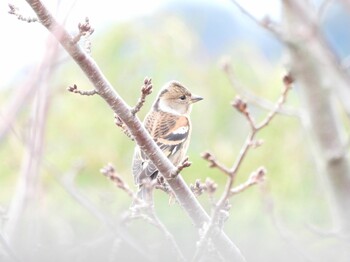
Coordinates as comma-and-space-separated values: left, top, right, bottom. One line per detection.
132, 111, 190, 184
145, 111, 190, 159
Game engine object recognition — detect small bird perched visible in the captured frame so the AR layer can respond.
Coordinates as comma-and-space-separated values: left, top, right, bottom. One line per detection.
132, 81, 203, 204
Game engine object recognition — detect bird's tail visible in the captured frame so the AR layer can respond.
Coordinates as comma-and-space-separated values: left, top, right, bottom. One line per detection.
132, 184, 154, 207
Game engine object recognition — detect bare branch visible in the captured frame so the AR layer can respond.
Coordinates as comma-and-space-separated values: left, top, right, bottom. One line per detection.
193, 75, 292, 261
114, 114, 134, 140
190, 178, 218, 204
8, 4, 38, 23
222, 61, 299, 117
103, 165, 186, 261
0, 233, 21, 262
100, 163, 137, 201
171, 156, 192, 178
256, 74, 294, 130
230, 167, 266, 196
317, 0, 336, 23
45, 161, 152, 260
72, 17, 94, 44
131, 77, 153, 115
67, 84, 98, 96
201, 152, 231, 176
230, 0, 284, 40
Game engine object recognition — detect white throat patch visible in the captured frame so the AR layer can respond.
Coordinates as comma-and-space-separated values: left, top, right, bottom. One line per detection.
158, 99, 181, 115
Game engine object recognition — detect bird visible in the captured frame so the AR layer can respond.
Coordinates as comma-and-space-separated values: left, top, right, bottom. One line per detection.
132, 80, 203, 204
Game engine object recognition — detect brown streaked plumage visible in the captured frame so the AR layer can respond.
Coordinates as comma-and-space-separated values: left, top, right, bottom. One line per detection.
132, 81, 203, 203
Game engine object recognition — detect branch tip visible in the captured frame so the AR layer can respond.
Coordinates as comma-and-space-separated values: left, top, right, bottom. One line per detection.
114, 114, 134, 140
131, 78, 154, 115
8, 4, 39, 23
232, 96, 248, 114
283, 73, 294, 87
67, 84, 99, 96
171, 157, 191, 178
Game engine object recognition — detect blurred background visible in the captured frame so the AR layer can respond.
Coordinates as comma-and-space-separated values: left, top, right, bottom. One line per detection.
1, 0, 350, 261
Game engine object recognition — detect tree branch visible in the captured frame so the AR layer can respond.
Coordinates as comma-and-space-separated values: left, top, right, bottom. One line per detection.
102, 164, 185, 261
23, 0, 245, 260
194, 74, 293, 261
67, 84, 99, 96
222, 62, 300, 117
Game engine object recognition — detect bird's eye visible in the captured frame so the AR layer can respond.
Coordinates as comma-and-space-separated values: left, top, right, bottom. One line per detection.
179, 95, 186, 100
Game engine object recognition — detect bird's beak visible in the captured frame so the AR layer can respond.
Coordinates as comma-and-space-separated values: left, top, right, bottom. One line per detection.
190, 94, 203, 103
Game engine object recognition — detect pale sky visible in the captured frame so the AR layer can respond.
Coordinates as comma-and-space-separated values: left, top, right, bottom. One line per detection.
1, 0, 280, 88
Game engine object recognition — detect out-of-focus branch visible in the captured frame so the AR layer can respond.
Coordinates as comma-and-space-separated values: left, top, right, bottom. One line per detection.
100, 163, 142, 204
230, 0, 285, 41
317, 0, 336, 23
222, 61, 299, 117
0, 233, 21, 262
233, 0, 350, 118
193, 75, 293, 261
260, 184, 316, 262
23, 0, 245, 260
130, 77, 153, 115
101, 163, 185, 261
283, 0, 350, 234
8, 4, 38, 23
46, 161, 153, 261
4, 35, 58, 244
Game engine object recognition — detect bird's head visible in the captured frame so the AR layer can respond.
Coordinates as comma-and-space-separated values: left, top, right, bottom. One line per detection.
155, 81, 203, 115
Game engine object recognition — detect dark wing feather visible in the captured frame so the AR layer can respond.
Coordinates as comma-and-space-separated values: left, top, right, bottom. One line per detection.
132, 111, 190, 185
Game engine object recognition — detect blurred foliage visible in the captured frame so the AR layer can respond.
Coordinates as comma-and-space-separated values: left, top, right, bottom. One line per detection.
0, 13, 337, 261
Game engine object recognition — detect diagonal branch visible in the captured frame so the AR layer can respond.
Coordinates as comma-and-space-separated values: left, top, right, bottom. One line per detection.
23, 0, 245, 260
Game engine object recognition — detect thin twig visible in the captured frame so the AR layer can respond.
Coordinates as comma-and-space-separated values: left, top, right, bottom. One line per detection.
102, 164, 185, 261
114, 114, 134, 140
72, 17, 94, 44
100, 163, 142, 205
194, 74, 293, 261
222, 62, 299, 117
229, 167, 266, 196
230, 0, 284, 41
131, 77, 153, 115
67, 84, 98, 96
201, 152, 231, 176
8, 4, 38, 23
170, 156, 192, 178
317, 0, 336, 24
